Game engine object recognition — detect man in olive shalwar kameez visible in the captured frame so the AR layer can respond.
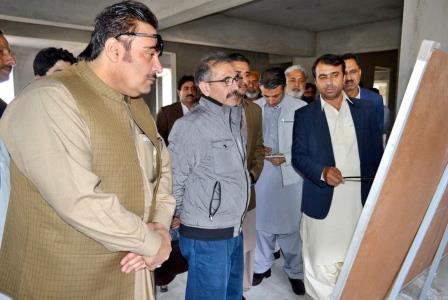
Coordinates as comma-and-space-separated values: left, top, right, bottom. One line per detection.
0, 1, 175, 299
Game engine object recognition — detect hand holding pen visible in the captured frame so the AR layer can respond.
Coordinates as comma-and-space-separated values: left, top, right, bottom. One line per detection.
323, 166, 344, 186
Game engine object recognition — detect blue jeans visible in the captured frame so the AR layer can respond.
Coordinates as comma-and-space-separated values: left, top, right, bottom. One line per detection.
179, 234, 244, 300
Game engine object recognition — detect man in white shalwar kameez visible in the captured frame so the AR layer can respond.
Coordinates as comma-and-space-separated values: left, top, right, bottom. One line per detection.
292, 54, 383, 299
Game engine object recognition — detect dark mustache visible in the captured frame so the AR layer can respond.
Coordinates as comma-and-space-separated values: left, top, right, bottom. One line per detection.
226, 90, 240, 99
186, 94, 195, 97
345, 80, 354, 84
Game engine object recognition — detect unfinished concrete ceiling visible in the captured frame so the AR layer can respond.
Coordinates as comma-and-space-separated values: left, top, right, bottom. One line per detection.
0, 0, 403, 56
0, 0, 256, 29
223, 0, 403, 32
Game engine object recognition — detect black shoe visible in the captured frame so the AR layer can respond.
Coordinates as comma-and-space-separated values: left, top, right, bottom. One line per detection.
252, 269, 271, 286
288, 278, 305, 295
273, 250, 281, 259
242, 297, 246, 300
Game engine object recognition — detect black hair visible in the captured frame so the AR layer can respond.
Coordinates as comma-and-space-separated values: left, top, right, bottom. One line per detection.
194, 52, 232, 86
84, 0, 158, 61
77, 44, 92, 61
177, 75, 195, 91
341, 53, 361, 68
227, 53, 250, 65
305, 82, 316, 92
259, 67, 286, 89
311, 54, 346, 78
33, 47, 77, 76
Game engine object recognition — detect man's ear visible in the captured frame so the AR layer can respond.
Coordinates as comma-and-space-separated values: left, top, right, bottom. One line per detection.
104, 38, 122, 63
199, 81, 210, 96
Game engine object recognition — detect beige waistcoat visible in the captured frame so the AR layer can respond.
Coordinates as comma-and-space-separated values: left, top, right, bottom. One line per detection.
0, 63, 161, 299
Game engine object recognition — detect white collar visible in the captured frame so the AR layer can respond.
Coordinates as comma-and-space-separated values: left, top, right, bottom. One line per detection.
355, 86, 361, 99
181, 102, 191, 115
320, 91, 352, 111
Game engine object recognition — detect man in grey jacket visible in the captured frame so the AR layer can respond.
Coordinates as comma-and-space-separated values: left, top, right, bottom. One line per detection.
168, 52, 250, 300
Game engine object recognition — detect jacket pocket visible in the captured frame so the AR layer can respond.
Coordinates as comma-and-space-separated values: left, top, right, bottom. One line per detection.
211, 139, 239, 174
208, 181, 221, 220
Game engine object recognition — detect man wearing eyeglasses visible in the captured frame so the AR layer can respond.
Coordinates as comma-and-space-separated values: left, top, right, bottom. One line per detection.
169, 52, 250, 300
0, 2, 174, 299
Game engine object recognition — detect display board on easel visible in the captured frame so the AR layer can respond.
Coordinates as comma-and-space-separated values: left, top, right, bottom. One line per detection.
332, 40, 448, 299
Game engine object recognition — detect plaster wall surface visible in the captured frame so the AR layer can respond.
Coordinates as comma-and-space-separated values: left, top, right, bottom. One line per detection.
316, 19, 402, 56
397, 0, 448, 109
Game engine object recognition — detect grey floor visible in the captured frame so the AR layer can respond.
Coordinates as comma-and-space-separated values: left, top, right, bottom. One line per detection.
157, 256, 304, 300
156, 256, 448, 300
399, 255, 448, 300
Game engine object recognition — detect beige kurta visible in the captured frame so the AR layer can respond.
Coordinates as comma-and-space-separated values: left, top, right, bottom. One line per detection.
0, 67, 175, 299
301, 97, 362, 266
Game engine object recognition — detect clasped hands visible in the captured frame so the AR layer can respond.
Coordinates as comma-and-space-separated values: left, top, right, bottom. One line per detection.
120, 222, 172, 274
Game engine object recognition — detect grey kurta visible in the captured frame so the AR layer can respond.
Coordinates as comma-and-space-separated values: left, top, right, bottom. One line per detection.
255, 101, 302, 234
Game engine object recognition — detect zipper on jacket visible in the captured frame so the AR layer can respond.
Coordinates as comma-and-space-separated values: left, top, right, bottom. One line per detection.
209, 181, 222, 221
228, 109, 250, 232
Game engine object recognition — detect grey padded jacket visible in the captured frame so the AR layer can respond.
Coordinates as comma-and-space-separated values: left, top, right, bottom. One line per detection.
168, 96, 250, 239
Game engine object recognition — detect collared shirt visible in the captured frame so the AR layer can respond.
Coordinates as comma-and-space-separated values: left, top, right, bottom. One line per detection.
355, 86, 361, 99
319, 91, 352, 112
181, 102, 190, 115
304, 94, 362, 266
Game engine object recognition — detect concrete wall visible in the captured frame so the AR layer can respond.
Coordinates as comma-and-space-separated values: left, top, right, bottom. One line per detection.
0, 20, 90, 44
317, 19, 402, 56
2, 15, 404, 114
357, 50, 399, 118
165, 41, 270, 82
10, 46, 40, 93
397, 0, 448, 110
161, 14, 315, 57
292, 56, 318, 82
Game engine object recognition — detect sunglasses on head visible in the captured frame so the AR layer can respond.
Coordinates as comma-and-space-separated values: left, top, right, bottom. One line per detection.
115, 32, 164, 57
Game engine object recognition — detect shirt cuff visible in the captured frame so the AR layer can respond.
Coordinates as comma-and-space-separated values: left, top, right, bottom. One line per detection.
133, 225, 162, 257
152, 210, 174, 231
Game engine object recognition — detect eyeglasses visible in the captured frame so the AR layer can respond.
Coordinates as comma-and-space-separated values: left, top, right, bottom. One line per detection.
115, 32, 164, 57
206, 75, 242, 86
